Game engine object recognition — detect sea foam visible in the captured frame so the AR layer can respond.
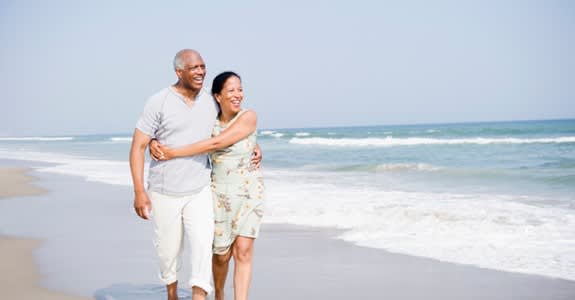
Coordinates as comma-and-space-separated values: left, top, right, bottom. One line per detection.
333, 163, 441, 173
0, 150, 134, 186
263, 169, 575, 281
109, 137, 132, 142
295, 132, 311, 137
374, 163, 440, 172
0, 136, 75, 141
259, 130, 276, 135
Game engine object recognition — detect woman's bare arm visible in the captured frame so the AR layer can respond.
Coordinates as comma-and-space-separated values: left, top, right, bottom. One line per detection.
158, 110, 257, 160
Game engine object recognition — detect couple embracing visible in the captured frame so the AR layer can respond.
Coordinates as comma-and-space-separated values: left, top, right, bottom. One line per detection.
129, 49, 264, 300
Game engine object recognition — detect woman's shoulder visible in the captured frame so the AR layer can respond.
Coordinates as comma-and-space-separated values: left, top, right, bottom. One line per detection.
236, 109, 257, 124
239, 109, 257, 118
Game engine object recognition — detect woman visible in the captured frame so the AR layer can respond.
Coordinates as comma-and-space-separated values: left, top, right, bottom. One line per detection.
152, 71, 264, 300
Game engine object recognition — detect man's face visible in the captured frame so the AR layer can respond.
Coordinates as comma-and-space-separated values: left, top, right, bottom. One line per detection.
176, 52, 206, 91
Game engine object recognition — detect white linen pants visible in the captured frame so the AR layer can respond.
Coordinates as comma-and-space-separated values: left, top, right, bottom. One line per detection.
149, 186, 214, 295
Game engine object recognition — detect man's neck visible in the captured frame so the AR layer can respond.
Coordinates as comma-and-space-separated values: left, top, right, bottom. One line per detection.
172, 82, 201, 100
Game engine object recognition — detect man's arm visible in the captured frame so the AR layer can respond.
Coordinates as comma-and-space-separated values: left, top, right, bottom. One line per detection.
129, 128, 153, 220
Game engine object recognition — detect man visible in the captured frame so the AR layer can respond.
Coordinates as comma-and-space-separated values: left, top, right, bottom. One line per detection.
129, 49, 260, 300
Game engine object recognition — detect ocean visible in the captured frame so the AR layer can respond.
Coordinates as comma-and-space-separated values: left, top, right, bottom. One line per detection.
1, 119, 574, 281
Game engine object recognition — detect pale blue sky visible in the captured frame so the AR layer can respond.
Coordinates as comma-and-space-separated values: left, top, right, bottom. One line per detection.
1, 0, 574, 136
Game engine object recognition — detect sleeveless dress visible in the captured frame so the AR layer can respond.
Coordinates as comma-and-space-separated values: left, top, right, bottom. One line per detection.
210, 110, 265, 255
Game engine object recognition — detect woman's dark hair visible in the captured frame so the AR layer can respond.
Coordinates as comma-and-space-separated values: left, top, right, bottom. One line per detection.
211, 71, 241, 96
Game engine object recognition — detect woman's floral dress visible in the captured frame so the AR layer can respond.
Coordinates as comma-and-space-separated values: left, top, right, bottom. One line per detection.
210, 110, 264, 255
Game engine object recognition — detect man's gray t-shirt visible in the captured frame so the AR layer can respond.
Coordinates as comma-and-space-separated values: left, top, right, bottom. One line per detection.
136, 87, 219, 196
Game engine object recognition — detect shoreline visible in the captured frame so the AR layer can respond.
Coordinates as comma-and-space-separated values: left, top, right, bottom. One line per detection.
0, 167, 48, 198
251, 224, 575, 300
0, 167, 88, 300
0, 160, 574, 299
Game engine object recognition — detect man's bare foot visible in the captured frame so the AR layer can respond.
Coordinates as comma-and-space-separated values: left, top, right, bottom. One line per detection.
191, 286, 207, 300
167, 281, 179, 300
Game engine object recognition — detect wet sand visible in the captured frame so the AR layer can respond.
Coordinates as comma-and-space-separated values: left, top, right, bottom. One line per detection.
0, 167, 87, 300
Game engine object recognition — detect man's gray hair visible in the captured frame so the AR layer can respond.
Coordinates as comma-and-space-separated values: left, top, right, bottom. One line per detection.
173, 49, 199, 70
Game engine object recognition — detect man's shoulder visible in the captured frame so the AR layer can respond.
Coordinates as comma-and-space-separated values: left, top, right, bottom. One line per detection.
148, 87, 172, 101
143, 87, 173, 107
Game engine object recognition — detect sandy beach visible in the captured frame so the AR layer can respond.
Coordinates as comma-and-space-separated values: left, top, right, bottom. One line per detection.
0, 167, 47, 198
0, 167, 88, 300
0, 161, 574, 299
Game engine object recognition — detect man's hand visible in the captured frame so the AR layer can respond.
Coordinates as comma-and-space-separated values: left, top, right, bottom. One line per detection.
251, 144, 262, 168
134, 191, 152, 220
149, 139, 164, 161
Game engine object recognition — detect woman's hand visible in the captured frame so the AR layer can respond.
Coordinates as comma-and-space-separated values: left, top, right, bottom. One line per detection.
157, 144, 175, 160
149, 139, 164, 161
149, 140, 175, 161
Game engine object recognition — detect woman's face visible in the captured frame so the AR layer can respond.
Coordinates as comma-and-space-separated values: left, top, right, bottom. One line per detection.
215, 76, 243, 114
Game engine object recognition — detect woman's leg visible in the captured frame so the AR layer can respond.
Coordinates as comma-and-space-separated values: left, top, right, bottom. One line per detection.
213, 250, 233, 300
232, 237, 255, 300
